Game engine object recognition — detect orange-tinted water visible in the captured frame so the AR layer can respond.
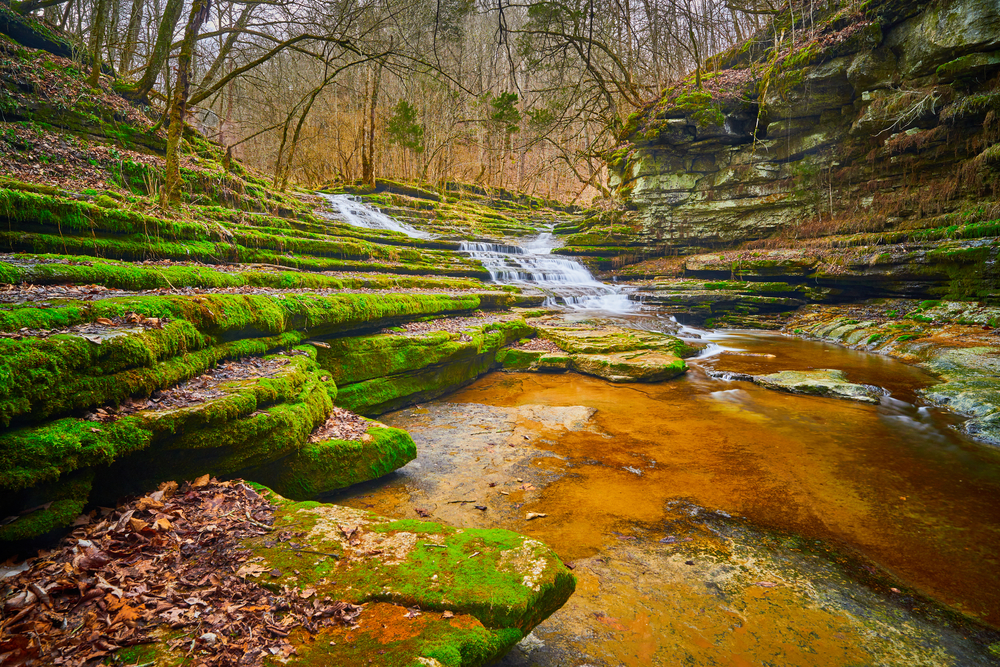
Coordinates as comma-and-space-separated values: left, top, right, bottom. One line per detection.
447, 341, 1000, 628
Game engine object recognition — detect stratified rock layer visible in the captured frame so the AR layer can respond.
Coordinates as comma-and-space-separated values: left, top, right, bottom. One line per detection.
606, 0, 1000, 303
497, 317, 693, 382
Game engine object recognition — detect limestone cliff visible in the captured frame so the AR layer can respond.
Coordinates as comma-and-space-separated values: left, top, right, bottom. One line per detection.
609, 0, 1000, 252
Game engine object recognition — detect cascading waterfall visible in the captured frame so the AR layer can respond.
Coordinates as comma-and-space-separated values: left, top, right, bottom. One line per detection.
459, 232, 634, 312
318, 193, 435, 240
317, 192, 633, 312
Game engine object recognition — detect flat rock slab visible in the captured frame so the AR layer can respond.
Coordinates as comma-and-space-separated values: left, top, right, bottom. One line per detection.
503, 318, 692, 383
572, 350, 686, 382
244, 489, 576, 665
718, 369, 887, 403
534, 322, 687, 355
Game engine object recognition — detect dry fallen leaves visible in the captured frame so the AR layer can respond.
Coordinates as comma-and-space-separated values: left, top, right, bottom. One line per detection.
0, 478, 363, 667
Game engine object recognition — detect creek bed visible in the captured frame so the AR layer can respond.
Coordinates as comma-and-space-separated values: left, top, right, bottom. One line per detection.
324, 329, 1000, 665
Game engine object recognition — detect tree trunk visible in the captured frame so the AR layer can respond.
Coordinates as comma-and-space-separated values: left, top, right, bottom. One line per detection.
121, 0, 184, 101
362, 61, 382, 186
199, 1, 255, 89
280, 79, 328, 191
87, 0, 109, 88
119, 0, 142, 74
162, 0, 210, 207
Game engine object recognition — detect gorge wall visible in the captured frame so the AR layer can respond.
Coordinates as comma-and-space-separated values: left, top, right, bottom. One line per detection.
608, 0, 1000, 253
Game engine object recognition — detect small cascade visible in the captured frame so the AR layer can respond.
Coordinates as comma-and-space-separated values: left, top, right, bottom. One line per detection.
318, 193, 435, 240
459, 232, 634, 312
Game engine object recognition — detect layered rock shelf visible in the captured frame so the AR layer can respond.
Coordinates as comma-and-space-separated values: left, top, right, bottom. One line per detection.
608, 0, 1000, 253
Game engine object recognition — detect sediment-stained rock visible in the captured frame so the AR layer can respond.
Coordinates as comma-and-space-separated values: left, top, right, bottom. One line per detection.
787, 300, 1000, 445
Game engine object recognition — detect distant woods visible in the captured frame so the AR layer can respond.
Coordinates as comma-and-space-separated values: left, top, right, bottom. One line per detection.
8, 0, 788, 200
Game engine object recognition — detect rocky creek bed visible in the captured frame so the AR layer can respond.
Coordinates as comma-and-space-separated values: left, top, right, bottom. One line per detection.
321, 328, 1000, 665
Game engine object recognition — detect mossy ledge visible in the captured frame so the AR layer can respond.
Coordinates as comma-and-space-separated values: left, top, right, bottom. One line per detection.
236, 486, 576, 666
0, 294, 533, 543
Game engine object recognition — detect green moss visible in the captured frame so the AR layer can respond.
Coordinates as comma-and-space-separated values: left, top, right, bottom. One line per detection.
0, 292, 483, 337
252, 494, 577, 632
0, 253, 484, 292
0, 323, 310, 425
496, 348, 544, 370
0, 416, 152, 492
262, 424, 416, 499
336, 351, 498, 416
271, 613, 521, 667
318, 320, 531, 386
0, 469, 93, 541
327, 321, 531, 415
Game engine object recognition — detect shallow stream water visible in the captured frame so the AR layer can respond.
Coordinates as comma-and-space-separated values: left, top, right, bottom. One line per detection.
328, 326, 1000, 665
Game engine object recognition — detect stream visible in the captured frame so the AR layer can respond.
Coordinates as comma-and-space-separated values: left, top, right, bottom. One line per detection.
322, 199, 1000, 665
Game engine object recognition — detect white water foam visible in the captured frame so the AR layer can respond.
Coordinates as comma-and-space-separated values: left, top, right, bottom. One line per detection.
459, 233, 634, 312
319, 193, 435, 240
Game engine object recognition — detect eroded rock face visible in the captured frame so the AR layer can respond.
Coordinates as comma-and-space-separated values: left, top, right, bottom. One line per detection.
609, 0, 1000, 255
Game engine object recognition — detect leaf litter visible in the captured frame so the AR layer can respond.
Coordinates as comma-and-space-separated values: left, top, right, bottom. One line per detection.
308, 407, 383, 443
85, 357, 294, 421
0, 477, 362, 666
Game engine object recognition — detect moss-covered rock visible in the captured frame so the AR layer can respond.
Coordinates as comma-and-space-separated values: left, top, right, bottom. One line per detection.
247, 488, 576, 642
495, 319, 694, 382
571, 350, 687, 382
328, 320, 533, 415
258, 422, 417, 499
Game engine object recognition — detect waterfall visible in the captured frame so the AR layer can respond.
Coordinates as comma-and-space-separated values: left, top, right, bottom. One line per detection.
318, 192, 633, 312
459, 233, 634, 312
318, 193, 435, 240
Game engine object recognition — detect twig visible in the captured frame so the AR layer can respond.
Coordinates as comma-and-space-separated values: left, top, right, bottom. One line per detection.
244, 511, 274, 531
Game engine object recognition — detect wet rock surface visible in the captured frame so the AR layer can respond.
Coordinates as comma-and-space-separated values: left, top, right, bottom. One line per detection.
787, 300, 1000, 446
711, 368, 888, 403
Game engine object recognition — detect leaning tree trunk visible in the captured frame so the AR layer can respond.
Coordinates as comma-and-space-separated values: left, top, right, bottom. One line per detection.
119, 0, 143, 74
118, 0, 184, 101
162, 0, 210, 207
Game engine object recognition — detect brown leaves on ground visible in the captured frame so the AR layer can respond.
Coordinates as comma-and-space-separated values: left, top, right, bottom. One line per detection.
380, 312, 520, 337
85, 357, 293, 422
0, 310, 168, 343
0, 281, 128, 306
308, 407, 381, 443
0, 478, 362, 667
511, 337, 563, 353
